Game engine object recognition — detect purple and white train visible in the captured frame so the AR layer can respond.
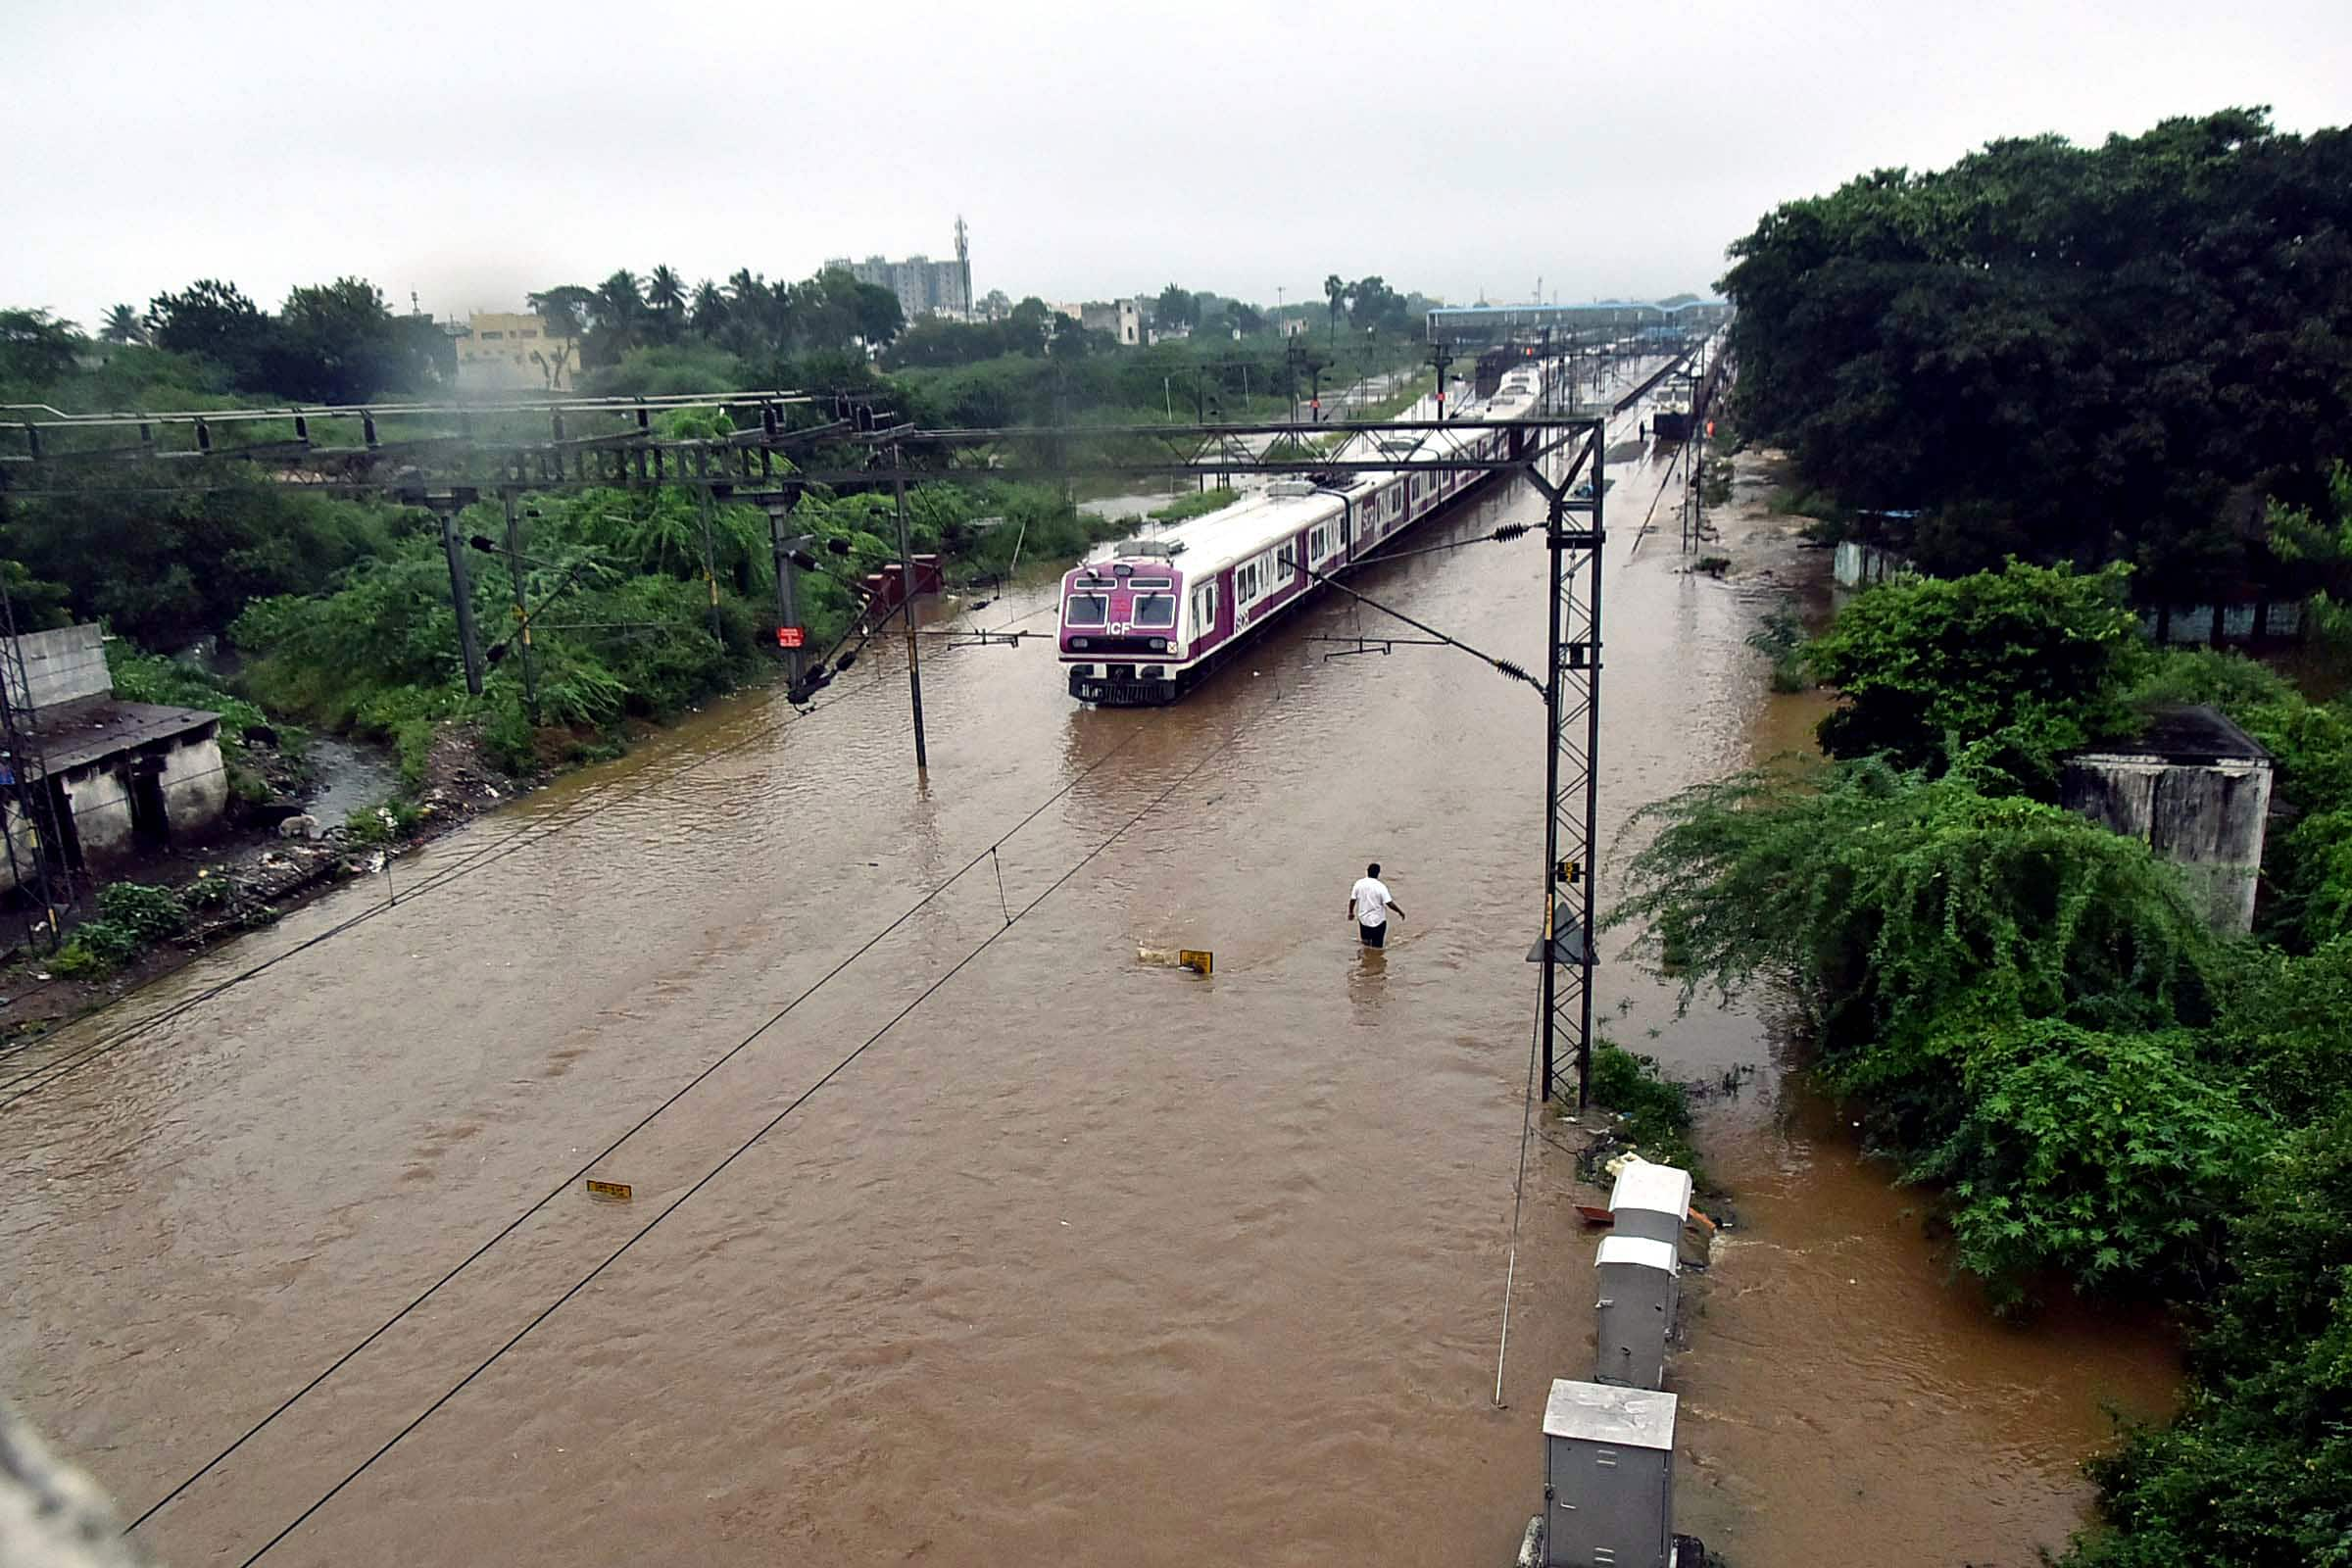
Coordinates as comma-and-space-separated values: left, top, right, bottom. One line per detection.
1058, 362, 1554, 705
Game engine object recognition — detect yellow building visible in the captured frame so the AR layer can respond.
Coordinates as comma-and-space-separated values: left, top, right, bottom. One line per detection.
454, 312, 581, 393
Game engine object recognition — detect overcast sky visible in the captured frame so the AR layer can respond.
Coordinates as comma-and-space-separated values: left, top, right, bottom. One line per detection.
7, 0, 2348, 330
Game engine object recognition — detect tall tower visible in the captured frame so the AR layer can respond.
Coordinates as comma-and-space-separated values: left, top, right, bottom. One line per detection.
954, 215, 971, 319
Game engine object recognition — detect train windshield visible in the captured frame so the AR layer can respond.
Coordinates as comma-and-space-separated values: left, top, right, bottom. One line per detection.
1132, 594, 1176, 628
1064, 594, 1107, 626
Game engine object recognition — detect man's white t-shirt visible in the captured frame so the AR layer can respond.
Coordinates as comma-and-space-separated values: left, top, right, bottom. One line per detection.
1351, 876, 1395, 928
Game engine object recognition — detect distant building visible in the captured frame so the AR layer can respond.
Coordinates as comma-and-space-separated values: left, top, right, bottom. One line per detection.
1079, 299, 1144, 346
453, 312, 580, 394
0, 625, 226, 888
826, 221, 975, 322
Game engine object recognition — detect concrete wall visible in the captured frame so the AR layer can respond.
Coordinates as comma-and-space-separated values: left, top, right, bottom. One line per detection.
2141, 600, 2307, 646
161, 729, 230, 827
1832, 541, 1910, 588
4, 623, 110, 713
2062, 754, 2272, 932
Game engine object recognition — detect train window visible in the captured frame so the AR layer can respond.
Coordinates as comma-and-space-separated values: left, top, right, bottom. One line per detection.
1064, 594, 1107, 626
1276, 544, 1295, 575
1133, 594, 1176, 628
1192, 583, 1217, 630
1309, 524, 1330, 561
1236, 564, 1258, 602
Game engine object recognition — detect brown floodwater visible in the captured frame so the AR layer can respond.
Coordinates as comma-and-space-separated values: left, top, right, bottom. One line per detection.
1, 386, 2177, 1567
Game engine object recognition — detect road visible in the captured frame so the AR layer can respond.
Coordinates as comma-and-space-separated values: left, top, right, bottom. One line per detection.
2, 367, 2173, 1566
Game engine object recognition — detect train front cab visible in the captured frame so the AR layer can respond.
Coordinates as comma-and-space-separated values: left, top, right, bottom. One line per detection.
1061, 561, 1190, 706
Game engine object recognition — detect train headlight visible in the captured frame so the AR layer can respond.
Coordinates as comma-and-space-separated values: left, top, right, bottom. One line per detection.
1152, 637, 1169, 652
1072, 636, 1089, 649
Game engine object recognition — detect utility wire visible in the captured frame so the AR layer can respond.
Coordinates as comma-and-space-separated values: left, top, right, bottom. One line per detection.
1357, 521, 1535, 565
225, 704, 1253, 1567
1298, 564, 1544, 697
123, 717, 1152, 1535
1492, 965, 1547, 1408
1, 642, 917, 1107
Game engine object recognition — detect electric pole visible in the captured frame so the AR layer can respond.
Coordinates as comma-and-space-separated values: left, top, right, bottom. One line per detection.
502, 490, 539, 722
434, 494, 486, 697
891, 448, 930, 771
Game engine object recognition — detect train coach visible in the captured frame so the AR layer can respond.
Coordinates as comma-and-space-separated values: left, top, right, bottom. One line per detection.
1059, 365, 1553, 706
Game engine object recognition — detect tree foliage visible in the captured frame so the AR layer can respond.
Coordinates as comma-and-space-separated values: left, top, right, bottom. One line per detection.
1722, 110, 2352, 589
1806, 560, 2150, 789
1904, 1021, 2252, 1301
1614, 758, 2214, 1085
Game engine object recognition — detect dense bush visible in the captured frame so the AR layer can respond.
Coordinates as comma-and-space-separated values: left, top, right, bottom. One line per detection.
222, 477, 1096, 776
1586, 1044, 1705, 1182
1805, 561, 2149, 790
1903, 1021, 2251, 1302
1613, 759, 2214, 1082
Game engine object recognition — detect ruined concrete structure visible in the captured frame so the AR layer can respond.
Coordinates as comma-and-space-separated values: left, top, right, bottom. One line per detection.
2, 625, 226, 889
2062, 705, 2273, 933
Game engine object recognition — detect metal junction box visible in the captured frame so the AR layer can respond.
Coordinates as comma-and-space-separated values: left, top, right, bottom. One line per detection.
1593, 1235, 1679, 1390
1544, 1378, 1677, 1568
1608, 1160, 1693, 1248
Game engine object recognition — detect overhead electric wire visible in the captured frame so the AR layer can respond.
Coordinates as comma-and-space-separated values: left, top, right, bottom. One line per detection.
1356, 521, 1536, 564
0, 628, 923, 1108
123, 715, 1152, 1535
221, 700, 1258, 1567
1298, 563, 1544, 697
1492, 964, 1549, 1408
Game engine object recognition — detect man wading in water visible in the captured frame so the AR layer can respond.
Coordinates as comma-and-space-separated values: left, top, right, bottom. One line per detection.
1348, 863, 1403, 949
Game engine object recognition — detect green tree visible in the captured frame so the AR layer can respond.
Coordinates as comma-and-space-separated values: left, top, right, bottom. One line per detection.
592, 270, 646, 360
688, 278, 725, 339
99, 304, 147, 345
1323, 272, 1346, 337
1720, 110, 2352, 586
526, 284, 597, 341
273, 276, 432, 403
146, 279, 274, 385
644, 265, 686, 342
1806, 561, 2149, 789
1155, 283, 1198, 331
0, 309, 82, 385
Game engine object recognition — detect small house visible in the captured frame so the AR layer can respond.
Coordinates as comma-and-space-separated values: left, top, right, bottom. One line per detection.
0, 625, 226, 889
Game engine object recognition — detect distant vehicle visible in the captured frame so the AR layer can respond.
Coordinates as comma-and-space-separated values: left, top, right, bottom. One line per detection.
1059, 364, 1558, 705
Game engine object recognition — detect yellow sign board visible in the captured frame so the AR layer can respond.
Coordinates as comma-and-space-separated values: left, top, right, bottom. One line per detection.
585, 1178, 633, 1201
1179, 950, 1213, 976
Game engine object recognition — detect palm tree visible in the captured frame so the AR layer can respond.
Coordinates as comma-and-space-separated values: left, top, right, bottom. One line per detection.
689, 278, 725, 339
1324, 274, 1347, 340
596, 270, 644, 353
100, 304, 147, 344
646, 265, 685, 315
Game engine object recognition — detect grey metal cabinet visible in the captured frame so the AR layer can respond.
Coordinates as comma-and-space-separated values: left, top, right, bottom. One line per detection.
1608, 1160, 1692, 1248
1592, 1235, 1678, 1390
1544, 1379, 1677, 1568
